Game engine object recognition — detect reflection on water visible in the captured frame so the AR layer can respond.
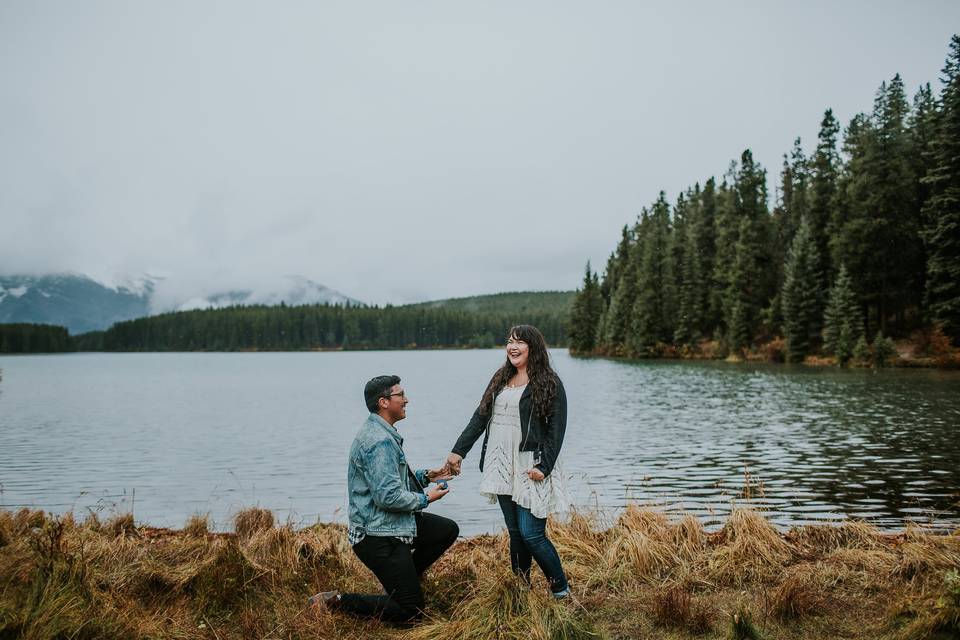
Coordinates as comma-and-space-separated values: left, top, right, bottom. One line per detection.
0, 352, 958, 535
578, 359, 960, 531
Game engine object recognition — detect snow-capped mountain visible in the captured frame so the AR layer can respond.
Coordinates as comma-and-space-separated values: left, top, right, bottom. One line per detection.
175, 276, 358, 311
0, 273, 360, 334
0, 273, 155, 334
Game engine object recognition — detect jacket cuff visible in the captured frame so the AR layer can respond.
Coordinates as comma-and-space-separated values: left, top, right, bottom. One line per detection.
415, 469, 429, 486
535, 463, 551, 477
418, 493, 429, 510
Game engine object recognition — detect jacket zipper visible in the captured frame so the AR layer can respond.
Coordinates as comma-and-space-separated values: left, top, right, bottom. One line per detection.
520, 405, 534, 450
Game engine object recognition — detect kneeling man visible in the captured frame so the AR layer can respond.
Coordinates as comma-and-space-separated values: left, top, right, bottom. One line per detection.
311, 375, 457, 623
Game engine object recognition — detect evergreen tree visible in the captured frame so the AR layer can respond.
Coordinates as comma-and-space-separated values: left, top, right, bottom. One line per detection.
770, 139, 810, 335
872, 332, 897, 367
598, 221, 641, 354
569, 262, 604, 353
838, 76, 922, 333
823, 264, 864, 365
909, 83, 937, 305
923, 35, 960, 343
778, 137, 809, 249
696, 178, 721, 335
809, 109, 841, 285
631, 193, 674, 353
599, 225, 631, 304
712, 171, 739, 341
725, 150, 771, 351
910, 83, 937, 228
833, 76, 921, 335
782, 217, 822, 362
877, 75, 926, 318
600, 270, 637, 354
674, 217, 705, 346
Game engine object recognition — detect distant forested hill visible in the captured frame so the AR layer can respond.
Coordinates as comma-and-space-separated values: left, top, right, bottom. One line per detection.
65, 290, 574, 352
410, 291, 574, 316
0, 323, 72, 353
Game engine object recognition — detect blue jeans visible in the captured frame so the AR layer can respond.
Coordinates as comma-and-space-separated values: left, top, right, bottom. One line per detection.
497, 495, 569, 593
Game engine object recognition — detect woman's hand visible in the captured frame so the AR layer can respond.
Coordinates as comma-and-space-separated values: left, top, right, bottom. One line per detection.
445, 453, 463, 476
526, 468, 545, 482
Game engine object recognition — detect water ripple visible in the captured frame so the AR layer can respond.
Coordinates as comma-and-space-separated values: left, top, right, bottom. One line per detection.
1, 352, 959, 534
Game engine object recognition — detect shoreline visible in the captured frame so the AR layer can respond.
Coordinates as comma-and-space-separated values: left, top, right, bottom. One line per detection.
572, 336, 960, 370
2, 505, 958, 639
4, 344, 959, 370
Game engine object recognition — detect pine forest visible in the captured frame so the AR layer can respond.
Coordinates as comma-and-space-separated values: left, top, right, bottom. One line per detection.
569, 36, 960, 366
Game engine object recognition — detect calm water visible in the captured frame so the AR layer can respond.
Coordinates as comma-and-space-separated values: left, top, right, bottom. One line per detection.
1, 351, 958, 535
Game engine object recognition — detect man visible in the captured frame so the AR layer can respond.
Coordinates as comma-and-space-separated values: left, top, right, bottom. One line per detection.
310, 375, 458, 623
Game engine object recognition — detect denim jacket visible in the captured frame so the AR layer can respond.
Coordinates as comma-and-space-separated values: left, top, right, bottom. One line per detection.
347, 413, 430, 539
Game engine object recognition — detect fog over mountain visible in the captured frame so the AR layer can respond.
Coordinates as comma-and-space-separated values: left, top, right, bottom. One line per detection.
2, 3, 957, 305
0, 273, 359, 334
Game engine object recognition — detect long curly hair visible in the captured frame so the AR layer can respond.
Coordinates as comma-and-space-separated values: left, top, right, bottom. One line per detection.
478, 325, 559, 420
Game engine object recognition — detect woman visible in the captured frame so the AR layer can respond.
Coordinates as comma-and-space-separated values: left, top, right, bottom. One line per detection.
446, 324, 571, 598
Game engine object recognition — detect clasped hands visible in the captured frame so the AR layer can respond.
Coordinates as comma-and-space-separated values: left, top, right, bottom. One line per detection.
427, 452, 545, 485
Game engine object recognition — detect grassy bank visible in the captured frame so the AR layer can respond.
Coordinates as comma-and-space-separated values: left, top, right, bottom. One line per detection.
1, 507, 958, 639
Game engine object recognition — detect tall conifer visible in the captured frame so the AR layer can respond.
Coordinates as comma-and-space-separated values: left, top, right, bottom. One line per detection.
712, 172, 739, 340
569, 262, 604, 353
697, 178, 721, 335
781, 217, 822, 362
923, 35, 960, 342
599, 225, 641, 354
809, 109, 840, 285
725, 150, 771, 351
823, 264, 864, 365
675, 219, 705, 346
631, 194, 674, 353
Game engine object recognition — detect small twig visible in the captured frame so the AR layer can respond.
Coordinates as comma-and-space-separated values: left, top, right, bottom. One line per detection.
202, 615, 223, 640
242, 569, 269, 588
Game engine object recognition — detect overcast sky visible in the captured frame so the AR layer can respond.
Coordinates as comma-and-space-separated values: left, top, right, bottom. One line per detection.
1, 1, 958, 305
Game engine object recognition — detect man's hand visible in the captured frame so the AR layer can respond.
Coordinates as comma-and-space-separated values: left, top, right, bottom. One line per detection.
526, 468, 545, 482
446, 453, 463, 476
426, 484, 450, 503
427, 466, 454, 482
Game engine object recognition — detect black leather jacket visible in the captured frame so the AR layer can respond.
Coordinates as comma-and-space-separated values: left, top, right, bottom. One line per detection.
451, 378, 567, 477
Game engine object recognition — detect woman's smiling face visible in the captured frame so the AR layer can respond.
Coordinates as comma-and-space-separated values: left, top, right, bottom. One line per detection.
506, 335, 529, 369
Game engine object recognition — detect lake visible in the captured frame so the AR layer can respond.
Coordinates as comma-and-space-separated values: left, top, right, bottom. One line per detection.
1, 351, 958, 535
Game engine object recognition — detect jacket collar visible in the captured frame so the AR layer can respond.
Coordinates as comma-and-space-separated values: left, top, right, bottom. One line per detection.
369, 412, 403, 446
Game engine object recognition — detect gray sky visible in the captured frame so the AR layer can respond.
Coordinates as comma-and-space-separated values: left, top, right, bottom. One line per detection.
2, 1, 958, 305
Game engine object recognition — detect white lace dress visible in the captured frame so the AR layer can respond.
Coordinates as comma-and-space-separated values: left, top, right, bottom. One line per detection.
478, 385, 570, 519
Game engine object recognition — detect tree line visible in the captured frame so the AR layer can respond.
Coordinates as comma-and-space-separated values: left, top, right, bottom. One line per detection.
570, 36, 960, 364
0, 324, 72, 353
65, 302, 568, 351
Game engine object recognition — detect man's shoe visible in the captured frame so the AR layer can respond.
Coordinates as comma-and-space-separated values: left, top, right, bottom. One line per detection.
551, 587, 570, 600
307, 590, 341, 609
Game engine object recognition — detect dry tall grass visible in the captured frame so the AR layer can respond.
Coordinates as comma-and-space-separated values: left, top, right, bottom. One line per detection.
1, 506, 958, 639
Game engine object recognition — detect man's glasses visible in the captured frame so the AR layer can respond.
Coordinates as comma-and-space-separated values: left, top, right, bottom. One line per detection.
383, 391, 406, 399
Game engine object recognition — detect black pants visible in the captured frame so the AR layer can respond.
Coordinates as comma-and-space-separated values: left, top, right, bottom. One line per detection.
339, 512, 459, 623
